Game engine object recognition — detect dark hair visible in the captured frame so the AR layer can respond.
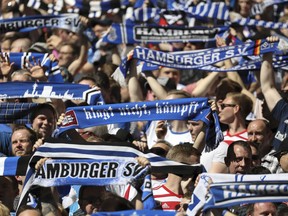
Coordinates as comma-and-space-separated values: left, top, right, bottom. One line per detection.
78, 185, 107, 200
59, 41, 80, 57
248, 166, 271, 174
76, 75, 96, 85
246, 202, 276, 216
225, 140, 252, 165
99, 193, 134, 211
12, 124, 38, 145
30, 103, 57, 123
215, 78, 242, 102
94, 71, 110, 90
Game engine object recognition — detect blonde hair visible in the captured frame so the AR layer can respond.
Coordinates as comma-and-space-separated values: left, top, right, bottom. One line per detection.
226, 92, 253, 118
0, 203, 10, 216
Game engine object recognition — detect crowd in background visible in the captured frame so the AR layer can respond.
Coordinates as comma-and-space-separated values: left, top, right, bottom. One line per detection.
1, 0, 288, 215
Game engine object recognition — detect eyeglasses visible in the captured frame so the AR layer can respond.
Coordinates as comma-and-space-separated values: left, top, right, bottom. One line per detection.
219, 103, 237, 110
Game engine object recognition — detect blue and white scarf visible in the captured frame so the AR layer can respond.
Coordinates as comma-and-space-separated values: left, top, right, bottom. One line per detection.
251, 0, 288, 16
187, 173, 288, 215
4, 52, 63, 82
139, 54, 288, 73
0, 82, 104, 105
101, 22, 228, 44
116, 39, 278, 80
19, 0, 64, 15
0, 13, 84, 33
18, 139, 204, 209
0, 156, 30, 176
58, 98, 222, 151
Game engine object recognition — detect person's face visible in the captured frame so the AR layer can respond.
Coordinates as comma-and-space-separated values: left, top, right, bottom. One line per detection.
247, 120, 266, 145
217, 97, 237, 124
280, 153, 288, 173
159, 67, 180, 84
1, 39, 11, 52
58, 45, 76, 67
238, 0, 252, 17
11, 129, 33, 156
92, 24, 109, 39
0, 177, 18, 211
250, 202, 276, 216
228, 145, 252, 174
79, 186, 107, 214
32, 108, 56, 139
186, 120, 204, 142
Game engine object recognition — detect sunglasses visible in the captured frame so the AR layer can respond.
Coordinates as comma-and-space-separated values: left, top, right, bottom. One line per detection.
219, 103, 236, 110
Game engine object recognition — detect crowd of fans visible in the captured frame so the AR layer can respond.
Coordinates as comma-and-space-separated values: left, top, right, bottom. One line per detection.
1, 0, 288, 215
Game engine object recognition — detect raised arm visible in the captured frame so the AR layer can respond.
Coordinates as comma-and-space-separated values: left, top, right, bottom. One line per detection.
260, 36, 282, 112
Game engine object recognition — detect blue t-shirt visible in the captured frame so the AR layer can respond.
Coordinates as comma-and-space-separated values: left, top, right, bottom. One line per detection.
272, 98, 288, 150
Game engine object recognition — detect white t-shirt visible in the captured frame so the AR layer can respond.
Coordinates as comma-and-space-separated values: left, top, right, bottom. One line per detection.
145, 121, 193, 149
201, 129, 248, 172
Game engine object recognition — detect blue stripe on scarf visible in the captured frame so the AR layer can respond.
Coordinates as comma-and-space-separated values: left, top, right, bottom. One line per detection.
0, 157, 19, 175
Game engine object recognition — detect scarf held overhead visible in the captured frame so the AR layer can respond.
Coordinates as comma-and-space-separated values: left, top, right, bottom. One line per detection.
117, 39, 278, 79
0, 82, 104, 105
59, 97, 210, 129
58, 98, 222, 151
0, 13, 83, 33
187, 173, 288, 215
101, 22, 228, 44
18, 139, 204, 209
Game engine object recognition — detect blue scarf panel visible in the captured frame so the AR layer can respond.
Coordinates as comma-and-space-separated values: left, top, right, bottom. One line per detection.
0, 82, 104, 105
